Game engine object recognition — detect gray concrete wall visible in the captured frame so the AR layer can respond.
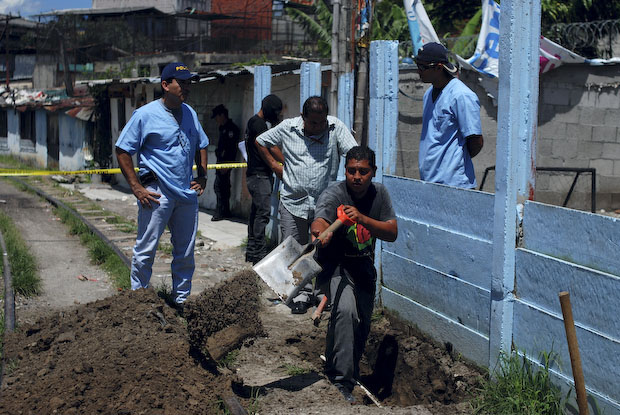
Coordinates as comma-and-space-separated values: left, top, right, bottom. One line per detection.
396, 64, 620, 212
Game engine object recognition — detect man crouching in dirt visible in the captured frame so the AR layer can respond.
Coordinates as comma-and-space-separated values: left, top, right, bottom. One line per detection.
310, 146, 398, 403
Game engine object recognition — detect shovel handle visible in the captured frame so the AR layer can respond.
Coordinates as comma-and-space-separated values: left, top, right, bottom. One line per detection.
314, 218, 345, 245
312, 295, 329, 326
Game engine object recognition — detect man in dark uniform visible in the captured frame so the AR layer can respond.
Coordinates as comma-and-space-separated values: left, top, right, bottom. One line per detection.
244, 94, 283, 264
211, 104, 240, 221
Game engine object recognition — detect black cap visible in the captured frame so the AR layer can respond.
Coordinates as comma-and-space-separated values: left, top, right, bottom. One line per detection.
261, 94, 283, 125
211, 104, 228, 119
415, 42, 457, 75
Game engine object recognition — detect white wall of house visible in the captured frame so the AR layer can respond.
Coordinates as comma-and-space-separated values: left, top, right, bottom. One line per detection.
58, 115, 87, 171
35, 109, 47, 167
7, 109, 19, 154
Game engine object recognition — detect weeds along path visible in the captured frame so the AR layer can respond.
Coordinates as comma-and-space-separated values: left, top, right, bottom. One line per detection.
0, 176, 249, 320
0, 178, 116, 325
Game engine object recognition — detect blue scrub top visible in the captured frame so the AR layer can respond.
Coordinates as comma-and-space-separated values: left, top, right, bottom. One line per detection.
419, 78, 481, 189
116, 99, 209, 202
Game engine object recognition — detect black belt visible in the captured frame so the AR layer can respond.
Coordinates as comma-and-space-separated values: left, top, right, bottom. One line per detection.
139, 171, 158, 186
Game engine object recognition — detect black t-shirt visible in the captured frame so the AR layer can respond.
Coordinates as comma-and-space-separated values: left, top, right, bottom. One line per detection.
314, 181, 396, 286
216, 118, 240, 163
245, 115, 272, 177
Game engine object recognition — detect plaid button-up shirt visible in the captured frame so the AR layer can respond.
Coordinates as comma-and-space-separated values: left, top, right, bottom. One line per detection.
256, 115, 357, 219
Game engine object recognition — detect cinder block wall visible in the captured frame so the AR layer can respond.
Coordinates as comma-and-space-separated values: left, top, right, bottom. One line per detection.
396, 64, 620, 212
538, 65, 620, 210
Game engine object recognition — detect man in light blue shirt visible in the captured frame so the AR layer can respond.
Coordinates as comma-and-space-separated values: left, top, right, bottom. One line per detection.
256, 96, 357, 313
415, 42, 484, 189
115, 62, 209, 308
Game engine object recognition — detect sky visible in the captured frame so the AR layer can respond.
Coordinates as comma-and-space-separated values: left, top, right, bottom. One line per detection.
0, 0, 92, 18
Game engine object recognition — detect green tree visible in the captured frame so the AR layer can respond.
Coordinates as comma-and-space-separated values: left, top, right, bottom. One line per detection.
424, 0, 480, 37
285, 0, 332, 57
286, 0, 413, 58
372, 0, 413, 57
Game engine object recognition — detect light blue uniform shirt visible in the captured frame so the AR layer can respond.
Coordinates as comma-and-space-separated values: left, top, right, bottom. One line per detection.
419, 78, 481, 189
115, 99, 209, 202
257, 115, 357, 219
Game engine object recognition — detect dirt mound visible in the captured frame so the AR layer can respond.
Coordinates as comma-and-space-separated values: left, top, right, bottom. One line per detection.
1, 270, 483, 415
0, 288, 245, 415
184, 270, 264, 361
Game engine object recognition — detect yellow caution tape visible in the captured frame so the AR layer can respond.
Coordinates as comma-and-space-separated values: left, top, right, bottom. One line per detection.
0, 162, 248, 177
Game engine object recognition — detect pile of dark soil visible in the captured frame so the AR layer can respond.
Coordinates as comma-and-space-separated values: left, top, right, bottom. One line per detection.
185, 270, 264, 361
0, 271, 263, 415
1, 268, 483, 415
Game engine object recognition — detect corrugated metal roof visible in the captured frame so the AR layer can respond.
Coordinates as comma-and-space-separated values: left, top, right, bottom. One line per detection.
35, 7, 165, 17
0, 14, 38, 28
75, 62, 333, 87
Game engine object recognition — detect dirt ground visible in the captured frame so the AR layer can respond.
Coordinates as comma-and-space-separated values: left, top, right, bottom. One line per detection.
0, 179, 485, 414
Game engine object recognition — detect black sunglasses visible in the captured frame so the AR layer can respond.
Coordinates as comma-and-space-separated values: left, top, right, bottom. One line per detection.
416, 62, 439, 71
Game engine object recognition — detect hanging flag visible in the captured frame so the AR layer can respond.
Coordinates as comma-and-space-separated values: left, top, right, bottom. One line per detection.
539, 36, 589, 73
462, 0, 500, 77
459, 0, 618, 78
403, 0, 440, 56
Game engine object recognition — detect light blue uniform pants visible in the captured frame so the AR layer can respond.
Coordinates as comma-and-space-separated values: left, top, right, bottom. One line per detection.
130, 182, 198, 304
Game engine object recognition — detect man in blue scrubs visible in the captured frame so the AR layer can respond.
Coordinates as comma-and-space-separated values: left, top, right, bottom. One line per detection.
115, 62, 209, 308
415, 42, 484, 189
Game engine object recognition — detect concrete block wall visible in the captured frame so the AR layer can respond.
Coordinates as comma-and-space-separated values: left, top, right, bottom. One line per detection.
396, 64, 620, 211
538, 65, 620, 211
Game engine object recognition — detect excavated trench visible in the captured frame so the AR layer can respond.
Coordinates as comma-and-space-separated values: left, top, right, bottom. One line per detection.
1, 270, 482, 414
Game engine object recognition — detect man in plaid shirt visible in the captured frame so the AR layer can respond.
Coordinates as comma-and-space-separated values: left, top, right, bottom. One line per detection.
256, 96, 357, 314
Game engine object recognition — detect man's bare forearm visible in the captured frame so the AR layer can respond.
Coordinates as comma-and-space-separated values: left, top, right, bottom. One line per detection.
116, 148, 140, 190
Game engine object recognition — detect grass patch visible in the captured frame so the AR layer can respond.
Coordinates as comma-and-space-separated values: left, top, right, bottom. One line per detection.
217, 350, 240, 369
0, 154, 33, 169
156, 282, 176, 307
101, 215, 138, 233
2, 357, 18, 376
0, 309, 4, 359
471, 349, 564, 414
158, 242, 173, 255
247, 387, 261, 414
115, 223, 138, 233
371, 309, 385, 323
282, 363, 310, 376
55, 206, 130, 290
0, 211, 41, 297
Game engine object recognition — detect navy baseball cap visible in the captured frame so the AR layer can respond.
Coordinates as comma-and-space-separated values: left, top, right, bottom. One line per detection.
415, 42, 458, 75
161, 62, 199, 82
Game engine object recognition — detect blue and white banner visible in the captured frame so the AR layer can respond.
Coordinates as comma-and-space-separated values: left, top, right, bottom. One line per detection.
461, 0, 500, 77
459, 0, 620, 78
403, 0, 440, 56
